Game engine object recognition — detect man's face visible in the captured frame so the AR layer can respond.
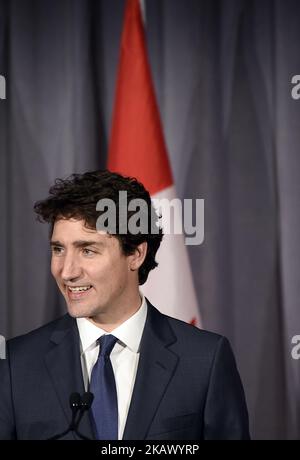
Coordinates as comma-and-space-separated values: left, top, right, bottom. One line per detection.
50, 218, 136, 325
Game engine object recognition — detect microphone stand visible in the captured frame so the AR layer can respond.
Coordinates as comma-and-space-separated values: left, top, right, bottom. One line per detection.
47, 392, 94, 440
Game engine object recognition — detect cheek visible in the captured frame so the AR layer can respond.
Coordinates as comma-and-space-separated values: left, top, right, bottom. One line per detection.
93, 262, 127, 288
110, 261, 131, 286
51, 259, 60, 279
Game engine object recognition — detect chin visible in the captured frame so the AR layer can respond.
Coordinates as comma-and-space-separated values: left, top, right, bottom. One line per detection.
66, 305, 90, 319
66, 309, 81, 318
70, 302, 106, 318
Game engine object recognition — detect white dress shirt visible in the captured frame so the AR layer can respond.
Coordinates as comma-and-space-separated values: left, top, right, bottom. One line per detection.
76, 295, 147, 440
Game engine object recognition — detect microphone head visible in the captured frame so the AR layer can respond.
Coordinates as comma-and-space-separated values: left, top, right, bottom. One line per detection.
81, 392, 94, 411
69, 392, 81, 410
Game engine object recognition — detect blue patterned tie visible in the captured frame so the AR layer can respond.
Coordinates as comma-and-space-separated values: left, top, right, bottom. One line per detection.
90, 334, 118, 440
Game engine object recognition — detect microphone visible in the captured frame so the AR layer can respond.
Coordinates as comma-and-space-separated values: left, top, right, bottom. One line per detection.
74, 392, 94, 440
47, 392, 94, 440
69, 392, 82, 431
81, 391, 94, 410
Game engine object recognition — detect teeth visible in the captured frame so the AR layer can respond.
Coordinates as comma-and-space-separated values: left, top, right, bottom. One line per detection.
68, 286, 91, 292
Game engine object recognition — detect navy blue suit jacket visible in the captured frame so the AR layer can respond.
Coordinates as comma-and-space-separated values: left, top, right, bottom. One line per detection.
0, 301, 250, 439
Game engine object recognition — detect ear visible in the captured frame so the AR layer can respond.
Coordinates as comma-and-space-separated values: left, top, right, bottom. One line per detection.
128, 242, 148, 271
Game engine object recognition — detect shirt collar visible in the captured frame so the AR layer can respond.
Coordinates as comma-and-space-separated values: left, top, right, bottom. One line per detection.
76, 294, 148, 354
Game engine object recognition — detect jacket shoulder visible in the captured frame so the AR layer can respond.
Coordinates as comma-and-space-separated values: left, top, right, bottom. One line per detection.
165, 313, 225, 349
146, 300, 227, 356
7, 314, 73, 355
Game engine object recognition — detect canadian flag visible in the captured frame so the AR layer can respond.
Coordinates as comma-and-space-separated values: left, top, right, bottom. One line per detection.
108, 0, 201, 326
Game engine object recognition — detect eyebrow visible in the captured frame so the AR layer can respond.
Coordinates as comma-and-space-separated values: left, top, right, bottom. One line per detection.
50, 240, 104, 248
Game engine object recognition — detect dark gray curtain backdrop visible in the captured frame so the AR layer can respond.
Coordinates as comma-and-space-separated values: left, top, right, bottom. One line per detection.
0, 0, 299, 439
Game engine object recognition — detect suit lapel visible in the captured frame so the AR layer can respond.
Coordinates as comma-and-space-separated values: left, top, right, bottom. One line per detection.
44, 315, 94, 440
123, 302, 179, 440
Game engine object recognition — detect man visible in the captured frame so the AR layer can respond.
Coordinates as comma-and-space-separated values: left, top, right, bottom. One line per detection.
0, 170, 250, 440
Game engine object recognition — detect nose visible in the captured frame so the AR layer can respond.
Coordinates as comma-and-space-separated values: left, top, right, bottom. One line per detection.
60, 252, 82, 282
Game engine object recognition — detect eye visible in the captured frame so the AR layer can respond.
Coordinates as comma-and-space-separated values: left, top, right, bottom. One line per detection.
51, 246, 64, 255
82, 248, 95, 256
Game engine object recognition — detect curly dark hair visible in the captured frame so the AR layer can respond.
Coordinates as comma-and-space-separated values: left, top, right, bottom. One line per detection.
34, 170, 163, 285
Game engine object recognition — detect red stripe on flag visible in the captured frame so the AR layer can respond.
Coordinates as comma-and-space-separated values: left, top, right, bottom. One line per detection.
108, 0, 173, 196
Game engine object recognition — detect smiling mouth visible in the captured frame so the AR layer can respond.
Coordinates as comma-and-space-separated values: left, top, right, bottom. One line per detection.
67, 285, 92, 292
66, 285, 93, 299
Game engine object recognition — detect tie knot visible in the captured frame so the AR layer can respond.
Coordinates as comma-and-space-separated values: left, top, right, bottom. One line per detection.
98, 334, 117, 357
